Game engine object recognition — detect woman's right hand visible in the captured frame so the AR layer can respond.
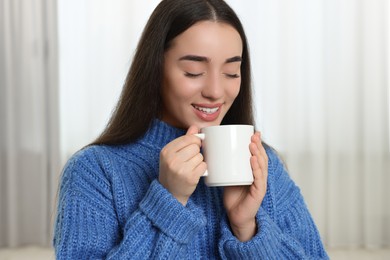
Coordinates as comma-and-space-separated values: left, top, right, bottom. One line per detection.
159, 125, 207, 206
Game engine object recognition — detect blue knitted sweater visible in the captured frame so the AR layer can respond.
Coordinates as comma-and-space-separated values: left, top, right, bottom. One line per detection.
53, 119, 328, 259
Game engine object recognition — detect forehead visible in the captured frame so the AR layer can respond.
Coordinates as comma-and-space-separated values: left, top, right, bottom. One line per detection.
166, 21, 243, 59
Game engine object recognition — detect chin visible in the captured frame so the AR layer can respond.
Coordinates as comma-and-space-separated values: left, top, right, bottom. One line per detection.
183, 115, 225, 129
195, 121, 223, 129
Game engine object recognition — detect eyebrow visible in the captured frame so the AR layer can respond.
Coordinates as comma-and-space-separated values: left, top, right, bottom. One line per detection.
179, 55, 242, 63
226, 56, 242, 63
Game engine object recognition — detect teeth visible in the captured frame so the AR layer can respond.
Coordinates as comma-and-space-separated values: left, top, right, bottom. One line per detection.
193, 105, 219, 114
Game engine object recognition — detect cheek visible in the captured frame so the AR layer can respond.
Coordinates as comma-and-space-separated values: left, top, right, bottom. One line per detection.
166, 76, 203, 100
226, 80, 241, 101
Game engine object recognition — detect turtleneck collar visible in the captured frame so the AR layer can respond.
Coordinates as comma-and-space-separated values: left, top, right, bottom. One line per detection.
139, 119, 186, 149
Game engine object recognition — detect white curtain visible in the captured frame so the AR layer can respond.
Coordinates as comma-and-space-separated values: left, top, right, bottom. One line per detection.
228, 0, 390, 248
0, 0, 59, 247
57, 0, 161, 164
0, 0, 389, 249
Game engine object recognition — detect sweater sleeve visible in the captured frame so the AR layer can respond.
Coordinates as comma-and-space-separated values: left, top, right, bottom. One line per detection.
53, 151, 206, 259
218, 148, 329, 259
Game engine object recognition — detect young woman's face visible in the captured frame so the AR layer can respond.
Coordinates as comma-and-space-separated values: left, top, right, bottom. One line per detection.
161, 21, 243, 129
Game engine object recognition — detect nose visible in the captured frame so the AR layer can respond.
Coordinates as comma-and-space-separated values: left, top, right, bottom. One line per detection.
201, 73, 224, 100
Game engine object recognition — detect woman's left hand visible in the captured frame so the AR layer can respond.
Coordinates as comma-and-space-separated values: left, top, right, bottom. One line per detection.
223, 131, 268, 242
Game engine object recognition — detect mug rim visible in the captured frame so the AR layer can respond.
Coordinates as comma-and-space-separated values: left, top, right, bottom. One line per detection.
200, 124, 254, 131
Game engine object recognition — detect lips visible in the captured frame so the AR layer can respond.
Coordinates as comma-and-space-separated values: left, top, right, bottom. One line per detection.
192, 103, 222, 121
193, 105, 219, 114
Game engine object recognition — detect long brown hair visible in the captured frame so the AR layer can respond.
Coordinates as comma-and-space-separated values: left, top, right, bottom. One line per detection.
92, 0, 254, 146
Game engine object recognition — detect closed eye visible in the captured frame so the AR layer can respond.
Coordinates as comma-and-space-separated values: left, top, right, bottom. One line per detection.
185, 72, 203, 78
225, 73, 240, 79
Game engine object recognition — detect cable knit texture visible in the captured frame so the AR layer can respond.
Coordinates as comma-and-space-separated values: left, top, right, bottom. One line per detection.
53, 119, 328, 259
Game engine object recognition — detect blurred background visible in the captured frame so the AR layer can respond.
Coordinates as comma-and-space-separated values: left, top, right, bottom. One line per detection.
1, 0, 389, 258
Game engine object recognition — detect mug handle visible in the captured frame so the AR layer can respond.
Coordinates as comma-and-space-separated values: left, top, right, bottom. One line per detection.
194, 133, 207, 176
194, 133, 205, 140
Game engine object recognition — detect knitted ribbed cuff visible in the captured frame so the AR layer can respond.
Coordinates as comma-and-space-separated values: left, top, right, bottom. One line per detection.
139, 180, 206, 244
219, 209, 284, 259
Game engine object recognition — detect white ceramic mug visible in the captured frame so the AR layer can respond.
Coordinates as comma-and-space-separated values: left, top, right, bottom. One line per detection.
195, 125, 254, 187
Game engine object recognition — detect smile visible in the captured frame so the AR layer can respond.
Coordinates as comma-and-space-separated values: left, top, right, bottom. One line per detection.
193, 105, 220, 114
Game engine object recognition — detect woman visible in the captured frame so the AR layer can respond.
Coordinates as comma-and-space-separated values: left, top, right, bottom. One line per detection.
53, 0, 328, 259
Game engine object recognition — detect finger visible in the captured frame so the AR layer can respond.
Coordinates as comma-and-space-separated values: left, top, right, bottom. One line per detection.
179, 154, 206, 184
250, 153, 268, 182
254, 146, 268, 178
186, 125, 200, 135
250, 156, 265, 192
252, 131, 262, 151
251, 132, 268, 169
186, 152, 205, 171
176, 143, 201, 162
193, 161, 207, 177
249, 142, 260, 158
257, 132, 267, 158
249, 140, 268, 181
177, 125, 201, 149
191, 152, 204, 165
250, 156, 268, 200
250, 155, 261, 172
164, 134, 201, 156
257, 134, 268, 174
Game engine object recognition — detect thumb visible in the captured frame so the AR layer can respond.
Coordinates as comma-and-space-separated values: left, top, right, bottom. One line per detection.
186, 125, 200, 135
